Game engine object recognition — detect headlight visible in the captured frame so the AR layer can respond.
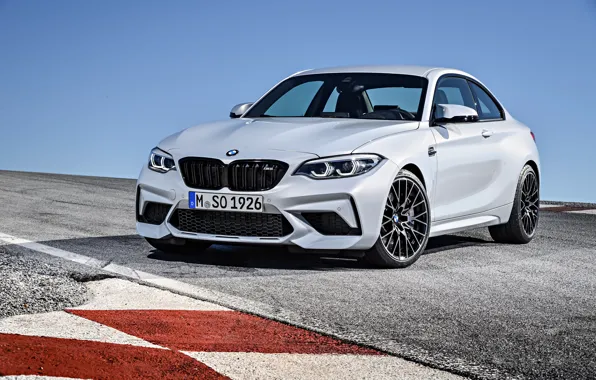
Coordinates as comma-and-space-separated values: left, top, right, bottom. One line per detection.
294, 154, 382, 179
148, 147, 176, 173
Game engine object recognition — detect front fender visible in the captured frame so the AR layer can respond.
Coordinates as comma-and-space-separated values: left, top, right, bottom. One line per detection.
353, 128, 438, 211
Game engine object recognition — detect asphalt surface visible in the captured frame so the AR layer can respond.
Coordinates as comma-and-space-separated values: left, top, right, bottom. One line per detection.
0, 170, 595, 379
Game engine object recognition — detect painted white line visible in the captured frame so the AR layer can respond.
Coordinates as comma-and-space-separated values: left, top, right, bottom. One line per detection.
186, 352, 463, 380
0, 310, 163, 349
0, 233, 104, 268
568, 209, 596, 215
0, 232, 298, 320
73, 278, 228, 310
539, 204, 564, 209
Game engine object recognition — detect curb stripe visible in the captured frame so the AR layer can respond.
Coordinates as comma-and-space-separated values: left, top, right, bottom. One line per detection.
0, 311, 162, 349
70, 278, 229, 311
0, 333, 228, 380
186, 352, 464, 380
0, 376, 90, 379
68, 310, 382, 355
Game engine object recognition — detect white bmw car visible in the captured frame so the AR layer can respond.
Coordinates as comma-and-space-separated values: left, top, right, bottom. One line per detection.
136, 65, 540, 268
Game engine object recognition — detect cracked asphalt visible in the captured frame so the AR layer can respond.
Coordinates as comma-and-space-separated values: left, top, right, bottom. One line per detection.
0, 170, 594, 379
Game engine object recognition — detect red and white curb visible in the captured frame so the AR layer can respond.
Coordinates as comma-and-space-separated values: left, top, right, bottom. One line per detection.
0, 279, 461, 379
540, 204, 596, 214
1, 203, 591, 379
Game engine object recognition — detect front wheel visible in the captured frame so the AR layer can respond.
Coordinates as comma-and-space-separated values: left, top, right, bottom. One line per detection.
489, 165, 539, 244
364, 169, 431, 268
145, 237, 211, 254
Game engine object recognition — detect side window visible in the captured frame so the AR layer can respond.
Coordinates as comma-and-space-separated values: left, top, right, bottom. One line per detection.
264, 81, 324, 117
468, 82, 503, 120
434, 77, 476, 109
323, 88, 340, 112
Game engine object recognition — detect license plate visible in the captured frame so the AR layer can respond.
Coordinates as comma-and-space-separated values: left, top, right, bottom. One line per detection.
189, 192, 264, 212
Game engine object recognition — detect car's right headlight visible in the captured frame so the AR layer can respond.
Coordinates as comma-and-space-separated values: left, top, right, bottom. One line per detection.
148, 147, 176, 173
294, 154, 383, 179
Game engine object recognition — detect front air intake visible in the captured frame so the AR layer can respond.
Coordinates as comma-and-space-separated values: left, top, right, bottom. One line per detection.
170, 209, 293, 237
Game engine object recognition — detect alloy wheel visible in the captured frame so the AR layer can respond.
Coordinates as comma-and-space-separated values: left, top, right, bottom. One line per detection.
521, 171, 539, 236
380, 176, 429, 261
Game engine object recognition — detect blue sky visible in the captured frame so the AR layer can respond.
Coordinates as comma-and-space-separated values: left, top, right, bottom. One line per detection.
1, 0, 595, 202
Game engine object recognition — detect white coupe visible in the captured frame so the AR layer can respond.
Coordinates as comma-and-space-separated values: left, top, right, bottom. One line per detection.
136, 65, 540, 268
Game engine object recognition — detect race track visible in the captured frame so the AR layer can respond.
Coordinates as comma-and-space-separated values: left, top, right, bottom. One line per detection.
1, 170, 595, 379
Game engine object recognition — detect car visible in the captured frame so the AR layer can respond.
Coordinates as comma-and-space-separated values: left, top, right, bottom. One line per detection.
136, 65, 540, 268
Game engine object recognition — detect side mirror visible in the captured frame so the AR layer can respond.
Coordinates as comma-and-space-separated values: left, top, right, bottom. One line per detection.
230, 103, 253, 119
434, 104, 478, 124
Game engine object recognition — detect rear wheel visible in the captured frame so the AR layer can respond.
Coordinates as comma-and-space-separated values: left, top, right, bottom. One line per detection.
145, 237, 211, 254
489, 165, 539, 243
364, 169, 430, 268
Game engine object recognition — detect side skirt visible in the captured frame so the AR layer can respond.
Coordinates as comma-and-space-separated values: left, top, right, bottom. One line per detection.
429, 203, 513, 238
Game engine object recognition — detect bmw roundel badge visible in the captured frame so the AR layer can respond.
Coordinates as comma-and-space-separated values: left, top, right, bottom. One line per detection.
226, 149, 239, 157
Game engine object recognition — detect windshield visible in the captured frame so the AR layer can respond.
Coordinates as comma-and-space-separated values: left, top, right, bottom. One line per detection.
245, 73, 428, 121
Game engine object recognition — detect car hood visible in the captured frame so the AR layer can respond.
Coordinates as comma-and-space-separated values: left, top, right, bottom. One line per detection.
159, 117, 419, 160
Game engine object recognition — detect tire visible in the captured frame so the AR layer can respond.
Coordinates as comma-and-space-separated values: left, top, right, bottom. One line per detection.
364, 169, 431, 268
489, 165, 539, 244
145, 237, 211, 254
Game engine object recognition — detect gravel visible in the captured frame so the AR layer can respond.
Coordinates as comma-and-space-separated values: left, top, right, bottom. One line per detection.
0, 246, 91, 319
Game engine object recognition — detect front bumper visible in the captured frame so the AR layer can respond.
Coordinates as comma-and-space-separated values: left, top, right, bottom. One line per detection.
136, 158, 397, 250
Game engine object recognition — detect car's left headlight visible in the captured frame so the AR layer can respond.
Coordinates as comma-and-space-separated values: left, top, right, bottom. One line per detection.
294, 154, 383, 179
148, 147, 176, 173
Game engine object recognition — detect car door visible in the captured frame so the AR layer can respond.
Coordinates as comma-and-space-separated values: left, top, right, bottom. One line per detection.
430, 76, 506, 221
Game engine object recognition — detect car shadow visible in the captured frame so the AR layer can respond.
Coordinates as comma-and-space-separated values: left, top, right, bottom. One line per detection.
146, 234, 492, 270
7, 233, 491, 272
423, 234, 491, 255
147, 245, 364, 271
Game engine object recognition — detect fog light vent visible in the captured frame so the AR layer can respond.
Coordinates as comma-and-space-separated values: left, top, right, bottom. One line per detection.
301, 212, 361, 236
138, 202, 171, 225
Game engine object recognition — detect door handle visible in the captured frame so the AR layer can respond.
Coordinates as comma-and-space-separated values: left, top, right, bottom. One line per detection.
481, 129, 494, 138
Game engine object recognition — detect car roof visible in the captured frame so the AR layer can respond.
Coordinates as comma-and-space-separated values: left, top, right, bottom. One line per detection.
293, 65, 475, 80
